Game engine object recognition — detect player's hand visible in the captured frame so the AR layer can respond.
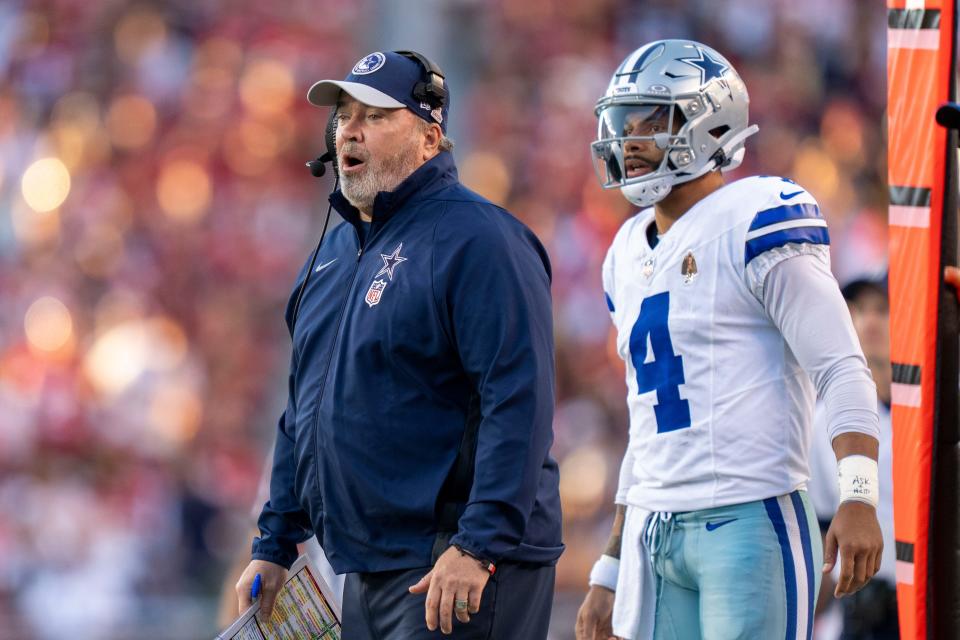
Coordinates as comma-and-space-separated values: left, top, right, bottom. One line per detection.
236, 559, 287, 620
408, 546, 490, 634
823, 500, 883, 597
575, 585, 617, 640
945, 266, 960, 302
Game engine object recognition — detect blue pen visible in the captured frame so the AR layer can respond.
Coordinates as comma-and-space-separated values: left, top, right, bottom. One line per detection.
251, 573, 262, 600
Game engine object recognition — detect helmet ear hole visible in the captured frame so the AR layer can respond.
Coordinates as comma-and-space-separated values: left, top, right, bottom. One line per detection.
709, 125, 731, 140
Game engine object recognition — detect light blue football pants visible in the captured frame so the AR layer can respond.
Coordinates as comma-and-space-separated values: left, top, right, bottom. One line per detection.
647, 490, 822, 640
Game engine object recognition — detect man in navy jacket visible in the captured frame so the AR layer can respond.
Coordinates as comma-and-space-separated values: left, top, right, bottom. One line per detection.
235, 51, 563, 639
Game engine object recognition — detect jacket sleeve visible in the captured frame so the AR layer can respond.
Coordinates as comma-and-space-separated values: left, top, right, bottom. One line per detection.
434, 210, 556, 563
251, 289, 315, 569
251, 408, 314, 569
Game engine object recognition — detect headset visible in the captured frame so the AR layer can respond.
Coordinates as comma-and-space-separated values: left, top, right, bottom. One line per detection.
394, 50, 447, 111
293, 51, 446, 330
305, 106, 339, 179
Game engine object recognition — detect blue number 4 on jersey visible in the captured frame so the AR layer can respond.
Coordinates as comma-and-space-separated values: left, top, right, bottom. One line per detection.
629, 292, 692, 433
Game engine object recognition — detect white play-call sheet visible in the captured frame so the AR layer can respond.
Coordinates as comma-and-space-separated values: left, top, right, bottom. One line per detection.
216, 555, 341, 640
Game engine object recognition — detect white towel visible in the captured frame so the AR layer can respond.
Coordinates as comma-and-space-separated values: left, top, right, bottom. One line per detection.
612, 506, 656, 640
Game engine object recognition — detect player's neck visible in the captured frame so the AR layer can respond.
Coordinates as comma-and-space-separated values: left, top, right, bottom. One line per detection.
653, 171, 725, 235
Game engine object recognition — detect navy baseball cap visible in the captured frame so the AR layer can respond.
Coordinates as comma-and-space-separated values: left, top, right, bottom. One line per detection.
307, 51, 448, 132
841, 273, 888, 302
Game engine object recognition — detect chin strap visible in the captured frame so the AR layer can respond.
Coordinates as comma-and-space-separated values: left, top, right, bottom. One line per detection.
724, 124, 760, 151
684, 123, 761, 182
719, 124, 759, 171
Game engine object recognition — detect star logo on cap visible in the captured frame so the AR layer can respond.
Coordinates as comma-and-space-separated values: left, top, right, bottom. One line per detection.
352, 52, 386, 75
677, 48, 728, 84
376, 242, 408, 280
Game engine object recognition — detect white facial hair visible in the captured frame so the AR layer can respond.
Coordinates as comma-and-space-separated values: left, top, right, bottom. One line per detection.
339, 131, 422, 215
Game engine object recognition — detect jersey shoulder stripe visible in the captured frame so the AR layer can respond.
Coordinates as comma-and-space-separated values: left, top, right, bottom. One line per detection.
745, 224, 830, 265
748, 202, 823, 232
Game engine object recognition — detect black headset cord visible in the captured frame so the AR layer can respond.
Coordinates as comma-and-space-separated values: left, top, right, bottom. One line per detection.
291, 177, 338, 330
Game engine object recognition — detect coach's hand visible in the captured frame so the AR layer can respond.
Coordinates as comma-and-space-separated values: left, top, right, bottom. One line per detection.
236, 559, 287, 619
575, 585, 617, 640
823, 500, 883, 597
408, 546, 490, 634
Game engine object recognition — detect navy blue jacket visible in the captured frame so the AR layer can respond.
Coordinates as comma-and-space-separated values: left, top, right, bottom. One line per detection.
252, 152, 563, 573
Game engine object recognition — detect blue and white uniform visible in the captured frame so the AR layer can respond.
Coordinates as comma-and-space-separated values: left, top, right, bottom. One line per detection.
602, 176, 879, 640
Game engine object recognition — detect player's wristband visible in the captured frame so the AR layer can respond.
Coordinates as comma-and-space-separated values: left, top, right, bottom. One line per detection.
837, 454, 879, 508
588, 554, 619, 591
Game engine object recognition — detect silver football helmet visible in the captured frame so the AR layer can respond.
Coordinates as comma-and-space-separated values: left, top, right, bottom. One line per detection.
591, 40, 759, 207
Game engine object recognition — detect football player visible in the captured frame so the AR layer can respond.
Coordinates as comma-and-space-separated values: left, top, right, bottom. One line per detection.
575, 40, 883, 640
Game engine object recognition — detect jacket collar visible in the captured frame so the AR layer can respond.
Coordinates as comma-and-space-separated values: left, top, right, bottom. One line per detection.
330, 152, 459, 228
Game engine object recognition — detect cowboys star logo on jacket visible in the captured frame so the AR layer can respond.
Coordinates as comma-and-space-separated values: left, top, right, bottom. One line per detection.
364, 242, 407, 307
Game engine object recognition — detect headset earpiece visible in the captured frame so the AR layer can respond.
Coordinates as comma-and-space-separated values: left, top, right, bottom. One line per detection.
324, 107, 338, 177
306, 107, 339, 179
394, 50, 447, 111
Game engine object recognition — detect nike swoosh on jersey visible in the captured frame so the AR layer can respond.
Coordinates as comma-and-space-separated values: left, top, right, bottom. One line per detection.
315, 258, 338, 273
780, 190, 804, 200
705, 518, 738, 531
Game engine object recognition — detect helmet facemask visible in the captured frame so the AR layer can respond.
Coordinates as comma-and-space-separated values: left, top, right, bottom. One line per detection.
591, 40, 760, 208
591, 102, 696, 207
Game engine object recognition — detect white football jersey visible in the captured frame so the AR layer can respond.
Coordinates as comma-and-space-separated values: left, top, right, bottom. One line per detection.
603, 175, 833, 512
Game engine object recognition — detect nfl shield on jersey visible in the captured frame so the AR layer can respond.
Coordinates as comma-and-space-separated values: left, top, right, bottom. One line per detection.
603, 175, 830, 512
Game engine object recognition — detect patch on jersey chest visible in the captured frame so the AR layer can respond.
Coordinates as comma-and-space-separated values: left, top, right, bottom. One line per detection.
681, 251, 699, 285
641, 257, 656, 278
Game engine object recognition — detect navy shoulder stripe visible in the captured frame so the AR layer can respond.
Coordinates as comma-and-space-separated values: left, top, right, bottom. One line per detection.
749, 202, 821, 232
605, 292, 615, 312
745, 226, 830, 265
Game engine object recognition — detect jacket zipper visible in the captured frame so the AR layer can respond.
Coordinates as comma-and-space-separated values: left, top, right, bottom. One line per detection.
311, 225, 369, 496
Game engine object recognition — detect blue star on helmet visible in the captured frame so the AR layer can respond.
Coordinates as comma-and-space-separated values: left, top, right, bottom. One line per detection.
677, 48, 729, 84
376, 242, 408, 280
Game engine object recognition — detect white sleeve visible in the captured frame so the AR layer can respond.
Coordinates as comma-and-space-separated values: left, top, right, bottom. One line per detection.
762, 254, 880, 442
805, 404, 842, 520
602, 243, 616, 320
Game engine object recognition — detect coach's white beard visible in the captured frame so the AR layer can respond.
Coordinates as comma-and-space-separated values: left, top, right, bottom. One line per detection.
339, 140, 421, 215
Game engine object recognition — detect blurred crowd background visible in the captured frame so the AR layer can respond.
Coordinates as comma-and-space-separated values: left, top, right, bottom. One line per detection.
0, 0, 887, 638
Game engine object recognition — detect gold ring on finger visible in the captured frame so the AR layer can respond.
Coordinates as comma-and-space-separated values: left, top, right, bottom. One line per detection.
455, 599, 469, 611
